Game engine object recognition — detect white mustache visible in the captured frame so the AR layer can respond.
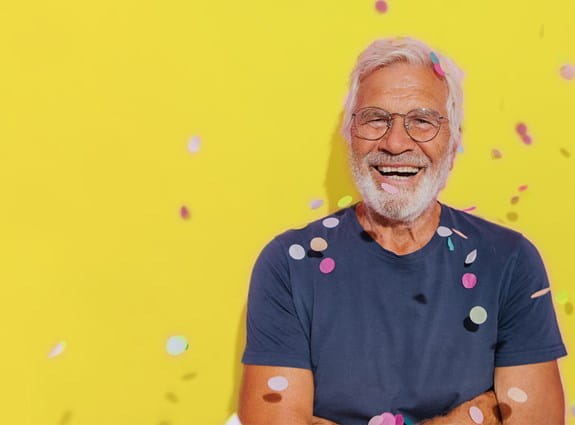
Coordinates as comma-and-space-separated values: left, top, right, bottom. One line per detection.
364, 152, 430, 168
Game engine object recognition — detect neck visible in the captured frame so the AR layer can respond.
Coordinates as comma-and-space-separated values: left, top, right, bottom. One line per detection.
355, 200, 441, 255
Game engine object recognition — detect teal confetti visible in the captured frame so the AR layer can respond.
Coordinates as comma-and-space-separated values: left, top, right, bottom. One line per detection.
430, 52, 440, 64
447, 237, 454, 251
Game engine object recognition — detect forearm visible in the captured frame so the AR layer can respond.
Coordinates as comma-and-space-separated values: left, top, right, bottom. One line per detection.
419, 390, 502, 425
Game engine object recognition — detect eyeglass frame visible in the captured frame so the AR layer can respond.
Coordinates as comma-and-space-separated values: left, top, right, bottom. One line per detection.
351, 106, 449, 143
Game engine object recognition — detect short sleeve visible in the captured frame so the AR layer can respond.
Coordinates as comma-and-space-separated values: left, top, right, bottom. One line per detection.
241, 237, 312, 370
494, 236, 567, 367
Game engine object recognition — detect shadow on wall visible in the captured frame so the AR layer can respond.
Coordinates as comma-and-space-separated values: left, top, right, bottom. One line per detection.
228, 111, 359, 417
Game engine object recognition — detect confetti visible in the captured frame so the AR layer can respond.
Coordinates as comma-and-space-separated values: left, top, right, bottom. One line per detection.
368, 415, 383, 425
381, 182, 399, 194
375, 0, 388, 13
268, 376, 289, 392
337, 195, 353, 208
462, 273, 478, 289
288, 244, 306, 260
395, 414, 404, 425
530, 287, 551, 299
319, 257, 336, 274
430, 52, 440, 64
516, 123, 527, 135
491, 149, 502, 159
463, 206, 477, 212
433, 63, 445, 78
510, 196, 519, 205
555, 291, 569, 304
309, 199, 324, 210
310, 237, 328, 252
451, 228, 468, 239
469, 406, 484, 424
447, 237, 454, 251
436, 226, 453, 237
560, 64, 575, 80
224, 413, 242, 425
507, 387, 528, 403
469, 306, 487, 324
180, 206, 190, 219
458, 145, 464, 153
166, 335, 188, 356
521, 134, 532, 145
48, 341, 66, 358
571, 403, 575, 417
322, 217, 340, 228
465, 249, 477, 266
381, 413, 396, 425
506, 212, 518, 222
187, 135, 201, 153
518, 185, 528, 192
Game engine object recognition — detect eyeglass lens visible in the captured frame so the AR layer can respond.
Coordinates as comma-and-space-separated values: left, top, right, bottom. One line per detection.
353, 108, 442, 142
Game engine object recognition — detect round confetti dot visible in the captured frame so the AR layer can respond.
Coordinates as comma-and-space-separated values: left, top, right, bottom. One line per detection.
319, 257, 336, 274
48, 341, 66, 358
368, 415, 383, 425
394, 414, 404, 425
515, 123, 527, 135
518, 185, 528, 192
381, 182, 399, 194
187, 135, 201, 153
374, 0, 388, 13
337, 195, 353, 208
469, 406, 484, 424
433, 63, 445, 77
180, 206, 190, 219
530, 287, 551, 299
491, 149, 502, 159
554, 291, 568, 304
507, 387, 528, 403
521, 134, 532, 145
451, 228, 468, 239
560, 64, 575, 80
510, 196, 519, 205
469, 306, 488, 325
322, 217, 340, 228
436, 226, 453, 237
288, 244, 306, 260
462, 273, 478, 289
430, 52, 440, 64
506, 212, 518, 222
166, 335, 189, 356
380, 413, 395, 425
310, 199, 324, 210
310, 237, 328, 252
267, 376, 288, 392
465, 249, 477, 265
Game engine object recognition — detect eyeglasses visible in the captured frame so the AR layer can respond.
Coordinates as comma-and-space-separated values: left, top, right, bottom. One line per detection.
351, 107, 448, 143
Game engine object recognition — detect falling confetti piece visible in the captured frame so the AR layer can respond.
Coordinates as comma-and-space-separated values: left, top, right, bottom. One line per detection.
436, 226, 453, 237
566, 302, 573, 315
530, 287, 551, 299
521, 134, 532, 145
310, 237, 328, 252
380, 413, 396, 425
337, 195, 353, 208
430, 52, 440, 64
491, 149, 502, 159
48, 341, 66, 358
368, 415, 384, 425
180, 206, 190, 219
319, 257, 336, 274
187, 135, 201, 153
570, 404, 575, 417
288, 244, 306, 260
555, 291, 569, 304
518, 185, 528, 192
309, 199, 324, 210
433, 63, 445, 78
506, 212, 518, 222
166, 336, 188, 356
510, 196, 519, 205
465, 249, 477, 265
516, 123, 527, 135
469, 306, 488, 324
457, 144, 464, 153
560, 148, 571, 157
507, 387, 528, 403
267, 376, 289, 391
560, 64, 575, 80
224, 413, 242, 425
469, 406, 484, 424
451, 228, 468, 239
463, 206, 477, 212
462, 273, 478, 289
322, 217, 340, 228
395, 414, 404, 425
447, 237, 454, 251
374, 0, 388, 13
381, 182, 399, 194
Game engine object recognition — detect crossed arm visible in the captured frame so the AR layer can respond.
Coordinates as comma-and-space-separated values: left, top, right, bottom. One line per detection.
238, 360, 564, 425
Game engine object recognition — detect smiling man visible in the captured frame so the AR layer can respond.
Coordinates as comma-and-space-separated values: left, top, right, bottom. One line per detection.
238, 37, 567, 425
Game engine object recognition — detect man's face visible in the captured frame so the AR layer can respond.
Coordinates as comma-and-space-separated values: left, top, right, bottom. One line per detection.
349, 62, 456, 222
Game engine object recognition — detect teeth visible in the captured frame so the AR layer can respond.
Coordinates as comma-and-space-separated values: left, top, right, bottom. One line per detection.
376, 166, 420, 173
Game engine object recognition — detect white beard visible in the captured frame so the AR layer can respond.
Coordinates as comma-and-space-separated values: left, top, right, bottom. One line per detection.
349, 148, 453, 223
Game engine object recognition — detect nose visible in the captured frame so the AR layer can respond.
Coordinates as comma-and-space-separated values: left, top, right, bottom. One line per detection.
376, 116, 416, 155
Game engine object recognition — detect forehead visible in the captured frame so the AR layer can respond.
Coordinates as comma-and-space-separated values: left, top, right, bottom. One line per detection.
355, 62, 449, 113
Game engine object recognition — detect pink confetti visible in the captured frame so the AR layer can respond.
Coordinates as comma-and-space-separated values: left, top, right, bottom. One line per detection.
530, 287, 551, 299
462, 273, 478, 289
463, 206, 477, 212
560, 64, 575, 80
433, 63, 445, 77
521, 134, 532, 145
516, 123, 527, 135
381, 182, 399, 194
375, 0, 388, 13
380, 413, 395, 425
395, 414, 404, 425
518, 185, 528, 192
368, 416, 383, 425
469, 406, 484, 424
180, 206, 190, 219
187, 135, 201, 153
491, 149, 502, 159
310, 199, 324, 210
319, 258, 335, 274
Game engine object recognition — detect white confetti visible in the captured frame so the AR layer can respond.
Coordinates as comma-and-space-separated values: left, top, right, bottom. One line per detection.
507, 387, 528, 403
267, 376, 289, 392
465, 249, 478, 265
469, 306, 488, 325
166, 335, 189, 356
48, 341, 66, 358
322, 217, 340, 229
288, 244, 306, 260
437, 226, 453, 237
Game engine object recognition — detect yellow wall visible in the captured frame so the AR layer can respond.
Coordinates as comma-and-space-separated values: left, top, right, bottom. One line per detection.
0, 0, 573, 423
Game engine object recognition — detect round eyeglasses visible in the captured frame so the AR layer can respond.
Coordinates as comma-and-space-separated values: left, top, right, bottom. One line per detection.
351, 107, 448, 143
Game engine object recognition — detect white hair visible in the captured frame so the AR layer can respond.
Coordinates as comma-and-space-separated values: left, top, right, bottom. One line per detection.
341, 36, 465, 150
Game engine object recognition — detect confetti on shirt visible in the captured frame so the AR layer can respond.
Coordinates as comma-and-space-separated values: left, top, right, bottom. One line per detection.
267, 376, 289, 391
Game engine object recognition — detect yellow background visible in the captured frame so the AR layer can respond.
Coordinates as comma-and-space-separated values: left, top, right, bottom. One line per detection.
0, 0, 573, 423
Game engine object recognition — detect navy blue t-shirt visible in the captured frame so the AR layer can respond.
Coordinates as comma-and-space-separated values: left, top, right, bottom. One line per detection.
242, 203, 566, 424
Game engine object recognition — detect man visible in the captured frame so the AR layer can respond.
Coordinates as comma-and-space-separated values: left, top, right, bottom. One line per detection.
238, 37, 567, 425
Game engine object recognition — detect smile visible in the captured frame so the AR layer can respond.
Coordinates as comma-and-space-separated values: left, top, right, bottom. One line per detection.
373, 165, 423, 179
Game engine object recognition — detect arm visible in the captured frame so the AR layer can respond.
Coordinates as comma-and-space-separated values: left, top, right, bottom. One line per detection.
418, 390, 502, 425
493, 360, 565, 424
